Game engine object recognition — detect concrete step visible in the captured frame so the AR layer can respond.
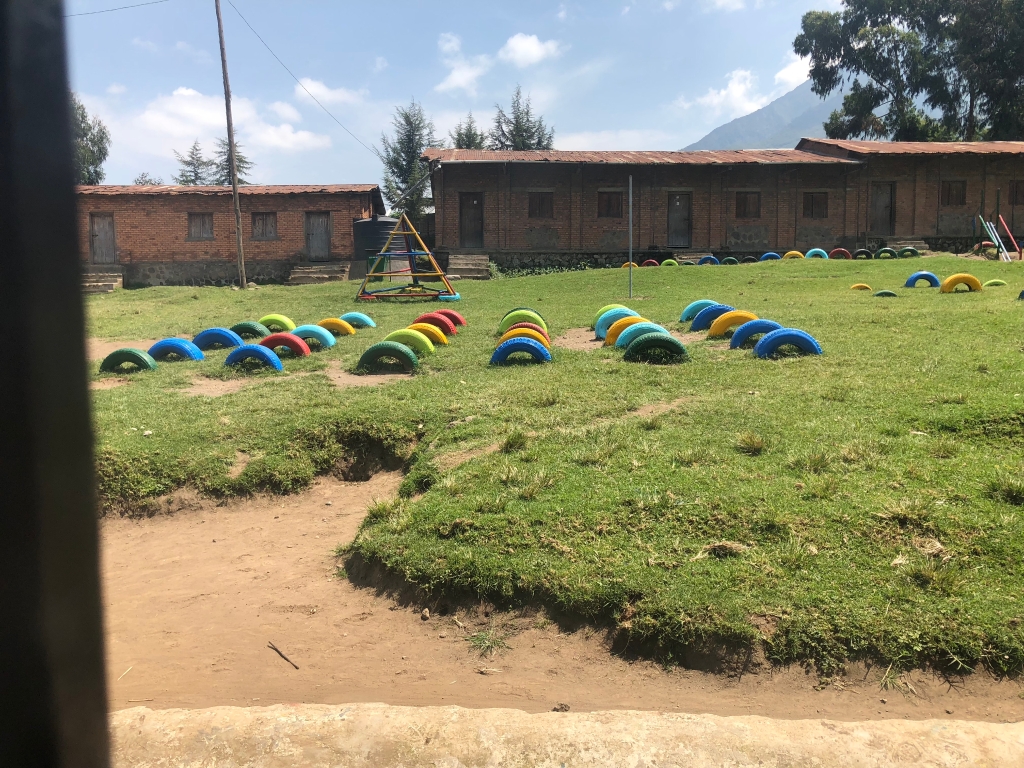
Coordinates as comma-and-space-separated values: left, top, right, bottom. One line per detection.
286, 263, 351, 285
889, 240, 931, 253
83, 270, 123, 290
447, 255, 490, 279
83, 281, 117, 294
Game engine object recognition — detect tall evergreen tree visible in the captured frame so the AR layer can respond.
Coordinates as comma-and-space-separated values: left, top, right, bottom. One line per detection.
449, 112, 487, 149
70, 92, 111, 185
133, 172, 163, 185
379, 100, 440, 222
211, 137, 255, 185
172, 139, 215, 185
488, 86, 554, 150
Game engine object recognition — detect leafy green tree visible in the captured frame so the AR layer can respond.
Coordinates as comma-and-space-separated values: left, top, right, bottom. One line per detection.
379, 100, 440, 222
70, 92, 111, 184
133, 172, 163, 185
211, 137, 255, 185
172, 139, 215, 185
449, 112, 487, 149
488, 86, 554, 150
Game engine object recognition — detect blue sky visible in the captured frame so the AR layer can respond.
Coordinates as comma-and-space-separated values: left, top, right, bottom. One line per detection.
66, 0, 833, 186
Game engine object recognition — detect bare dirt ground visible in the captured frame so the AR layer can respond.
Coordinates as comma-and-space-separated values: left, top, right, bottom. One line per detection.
101, 473, 1024, 722
88, 338, 162, 361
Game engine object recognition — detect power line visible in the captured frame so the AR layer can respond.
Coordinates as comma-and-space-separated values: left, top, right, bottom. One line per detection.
65, 0, 170, 17
225, 0, 378, 157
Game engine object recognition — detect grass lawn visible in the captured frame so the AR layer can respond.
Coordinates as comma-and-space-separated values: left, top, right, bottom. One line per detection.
88, 257, 1024, 677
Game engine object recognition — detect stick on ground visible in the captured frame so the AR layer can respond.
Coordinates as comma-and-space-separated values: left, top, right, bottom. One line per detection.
267, 641, 299, 669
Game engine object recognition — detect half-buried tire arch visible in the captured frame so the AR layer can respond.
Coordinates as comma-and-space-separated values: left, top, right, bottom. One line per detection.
99, 348, 158, 373
339, 312, 375, 329
984, 279, 1007, 288
258, 314, 296, 332
317, 318, 356, 336
407, 323, 449, 345
292, 324, 337, 349
690, 304, 735, 331
850, 283, 871, 291
616, 322, 669, 349
873, 290, 898, 297
259, 332, 311, 358
230, 321, 271, 339
661, 259, 678, 266
721, 256, 739, 265
829, 248, 853, 260
605, 316, 647, 346
497, 327, 550, 349
707, 310, 759, 338
641, 259, 660, 267
905, 271, 940, 288
383, 329, 435, 355
499, 310, 548, 335
434, 308, 467, 326
680, 299, 718, 322
595, 308, 641, 339
414, 312, 458, 336
760, 252, 781, 261
783, 251, 804, 259
940, 273, 983, 293
490, 337, 552, 365
504, 306, 547, 325
592, 304, 628, 328
623, 332, 689, 364
224, 344, 283, 371
853, 249, 873, 260
875, 247, 898, 260
147, 338, 205, 361
753, 328, 823, 358
358, 341, 418, 372
192, 327, 245, 351
504, 322, 550, 342
729, 319, 783, 349
805, 248, 829, 259
698, 255, 720, 265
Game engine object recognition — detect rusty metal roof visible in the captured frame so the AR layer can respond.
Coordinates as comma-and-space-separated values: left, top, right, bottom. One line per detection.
797, 138, 1024, 156
77, 184, 381, 195
421, 148, 857, 165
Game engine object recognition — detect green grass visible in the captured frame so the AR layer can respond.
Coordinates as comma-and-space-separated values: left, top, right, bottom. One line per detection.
88, 257, 1024, 675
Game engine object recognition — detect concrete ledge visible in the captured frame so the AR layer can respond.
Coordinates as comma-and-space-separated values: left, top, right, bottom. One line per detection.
110, 704, 1024, 767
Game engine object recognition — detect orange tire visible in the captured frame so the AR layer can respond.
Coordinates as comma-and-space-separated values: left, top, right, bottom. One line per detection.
605, 316, 648, 346
407, 323, 449, 345
707, 310, 758, 338
497, 328, 551, 349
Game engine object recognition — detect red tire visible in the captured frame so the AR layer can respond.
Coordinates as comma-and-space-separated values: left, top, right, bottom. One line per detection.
259, 332, 310, 357
641, 259, 660, 267
505, 322, 550, 342
413, 312, 458, 336
829, 248, 853, 260
434, 308, 467, 327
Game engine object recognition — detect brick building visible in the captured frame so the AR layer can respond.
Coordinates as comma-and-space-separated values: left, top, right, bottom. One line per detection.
77, 184, 385, 286
423, 140, 1024, 268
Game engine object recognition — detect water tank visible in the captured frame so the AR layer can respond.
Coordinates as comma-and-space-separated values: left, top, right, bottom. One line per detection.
352, 216, 399, 261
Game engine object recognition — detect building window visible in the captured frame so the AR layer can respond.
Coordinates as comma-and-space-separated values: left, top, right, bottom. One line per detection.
803, 192, 828, 219
251, 212, 278, 240
941, 180, 967, 206
735, 191, 761, 219
528, 191, 554, 219
187, 212, 214, 241
1011, 181, 1024, 206
597, 191, 623, 218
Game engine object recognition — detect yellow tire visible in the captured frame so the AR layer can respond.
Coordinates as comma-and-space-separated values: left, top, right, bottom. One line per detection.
497, 328, 551, 349
605, 316, 648, 346
407, 322, 448, 345
940, 273, 983, 293
850, 284, 871, 291
383, 328, 434, 355
317, 318, 356, 336
783, 251, 804, 259
707, 310, 759, 338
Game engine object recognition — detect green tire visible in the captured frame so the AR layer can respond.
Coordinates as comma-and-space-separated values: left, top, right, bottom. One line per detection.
983, 279, 1007, 287
357, 341, 419, 373
661, 259, 679, 266
383, 328, 435, 355
897, 247, 920, 259
592, 304, 628, 329
258, 313, 296, 332
721, 256, 739, 265
873, 290, 898, 297
100, 347, 158, 373
499, 309, 548, 334
623, 332, 689, 364
875, 247, 898, 260
230, 321, 271, 339
501, 306, 547, 324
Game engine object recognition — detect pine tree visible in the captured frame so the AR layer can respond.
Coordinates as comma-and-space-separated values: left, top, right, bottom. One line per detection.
449, 112, 487, 149
211, 137, 255, 185
172, 139, 215, 185
488, 86, 554, 150
70, 92, 111, 185
379, 100, 441, 222
133, 172, 163, 185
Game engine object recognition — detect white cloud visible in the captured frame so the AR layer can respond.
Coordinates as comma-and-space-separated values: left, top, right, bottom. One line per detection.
774, 53, 809, 92
557, 4, 568, 20
438, 32, 462, 56
132, 37, 158, 52
245, 122, 330, 151
706, 0, 745, 10
557, 128, 676, 151
107, 83, 126, 95
373, 56, 388, 73
174, 41, 212, 64
268, 101, 302, 122
689, 69, 769, 119
434, 33, 492, 96
295, 78, 365, 105
498, 33, 564, 68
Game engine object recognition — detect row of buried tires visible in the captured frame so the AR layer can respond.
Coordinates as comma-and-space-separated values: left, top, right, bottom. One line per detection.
99, 312, 376, 373
491, 309, 553, 365
624, 247, 920, 267
852, 271, 1007, 297
356, 310, 467, 373
592, 305, 689, 363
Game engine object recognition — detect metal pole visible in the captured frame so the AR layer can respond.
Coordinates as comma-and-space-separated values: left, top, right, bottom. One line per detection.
628, 175, 633, 299
215, 0, 247, 288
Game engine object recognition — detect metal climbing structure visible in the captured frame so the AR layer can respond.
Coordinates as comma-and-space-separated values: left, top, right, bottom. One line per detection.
356, 213, 460, 302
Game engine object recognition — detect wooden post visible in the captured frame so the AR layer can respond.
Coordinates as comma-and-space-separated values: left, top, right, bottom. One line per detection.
215, 0, 247, 287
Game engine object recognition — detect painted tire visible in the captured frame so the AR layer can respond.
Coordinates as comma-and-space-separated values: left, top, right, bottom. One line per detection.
505, 322, 550, 342
783, 251, 804, 259
905, 271, 940, 288
760, 252, 781, 261
621, 262, 634, 268
318, 318, 356, 336
230, 321, 271, 339
99, 348, 157, 373
721, 256, 739, 265
259, 332, 311, 357
258, 314, 296, 332
641, 259, 660, 267
680, 299, 718, 322
498, 328, 551, 349
698, 255, 720, 265
434, 309, 467, 326
707, 310, 759, 338
616, 322, 670, 349
192, 327, 245, 351
729, 319, 783, 349
414, 312, 458, 336
438, 292, 461, 302
605, 316, 648, 346
490, 337, 552, 365
408, 323, 449, 345
595, 308, 641, 340
873, 290, 898, 297
680, 260, 696, 266
853, 249, 873, 260
875, 247, 898, 260
358, 341, 418, 372
661, 259, 679, 266
339, 312, 376, 329
147, 338, 205, 361
592, 304, 628, 328
623, 332, 688, 364
897, 247, 920, 259
502, 306, 547, 324
805, 248, 829, 259
292, 324, 337, 349
383, 328, 435, 355
690, 304, 735, 332
850, 283, 872, 291
829, 248, 853, 260
753, 328, 823, 358
224, 344, 283, 371
983, 279, 1007, 287
741, 256, 758, 263
940, 273, 983, 293
499, 309, 548, 334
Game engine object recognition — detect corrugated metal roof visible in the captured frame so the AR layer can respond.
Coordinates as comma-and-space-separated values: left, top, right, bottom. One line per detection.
421, 148, 858, 165
77, 184, 381, 195
797, 138, 1024, 156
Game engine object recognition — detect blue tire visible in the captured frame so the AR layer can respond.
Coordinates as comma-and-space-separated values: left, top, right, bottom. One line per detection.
760, 252, 781, 261
291, 324, 337, 349
595, 308, 640, 340
753, 328, 823, 358
698, 255, 720, 266
147, 338, 205, 361
339, 312, 376, 328
192, 327, 244, 351
805, 248, 829, 259
616, 322, 670, 349
224, 344, 284, 371
905, 271, 940, 288
490, 337, 552, 365
690, 304, 735, 331
680, 299, 718, 322
438, 292, 461, 301
729, 319, 783, 349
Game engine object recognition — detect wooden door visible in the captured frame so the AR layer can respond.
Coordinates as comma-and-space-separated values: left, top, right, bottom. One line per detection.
305, 212, 331, 261
89, 213, 116, 263
870, 183, 895, 235
459, 192, 483, 249
667, 193, 691, 247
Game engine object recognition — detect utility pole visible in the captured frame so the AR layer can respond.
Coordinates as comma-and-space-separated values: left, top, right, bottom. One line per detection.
215, 0, 247, 287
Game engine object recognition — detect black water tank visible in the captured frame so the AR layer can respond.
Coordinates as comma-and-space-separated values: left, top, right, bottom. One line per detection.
352, 216, 399, 261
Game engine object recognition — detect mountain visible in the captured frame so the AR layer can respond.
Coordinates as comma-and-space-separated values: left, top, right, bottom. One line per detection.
683, 80, 843, 151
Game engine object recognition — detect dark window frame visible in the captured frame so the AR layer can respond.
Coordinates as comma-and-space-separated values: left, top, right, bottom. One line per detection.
528, 191, 554, 219
735, 191, 761, 219
597, 191, 623, 218
1010, 181, 1024, 206
186, 212, 214, 241
251, 211, 278, 241
802, 191, 828, 219
941, 180, 967, 207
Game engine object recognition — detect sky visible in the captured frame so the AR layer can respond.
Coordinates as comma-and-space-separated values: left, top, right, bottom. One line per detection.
65, 0, 837, 187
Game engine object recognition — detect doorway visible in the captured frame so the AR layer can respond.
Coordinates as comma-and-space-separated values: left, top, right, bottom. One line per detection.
870, 182, 895, 235
305, 212, 331, 261
459, 192, 484, 249
89, 213, 116, 263
667, 193, 691, 247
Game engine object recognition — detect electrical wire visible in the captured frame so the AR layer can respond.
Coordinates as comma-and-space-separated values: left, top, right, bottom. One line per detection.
65, 0, 170, 17
225, 0, 378, 156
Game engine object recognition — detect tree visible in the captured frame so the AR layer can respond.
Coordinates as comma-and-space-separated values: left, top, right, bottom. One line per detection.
488, 86, 554, 150
378, 100, 440, 222
172, 139, 215, 185
211, 137, 255, 185
70, 92, 111, 185
449, 112, 487, 149
133, 172, 163, 185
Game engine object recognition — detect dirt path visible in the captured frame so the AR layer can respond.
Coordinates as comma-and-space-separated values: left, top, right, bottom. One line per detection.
101, 475, 1024, 721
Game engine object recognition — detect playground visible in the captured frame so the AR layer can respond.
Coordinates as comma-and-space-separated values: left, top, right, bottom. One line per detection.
89, 255, 1024, 699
